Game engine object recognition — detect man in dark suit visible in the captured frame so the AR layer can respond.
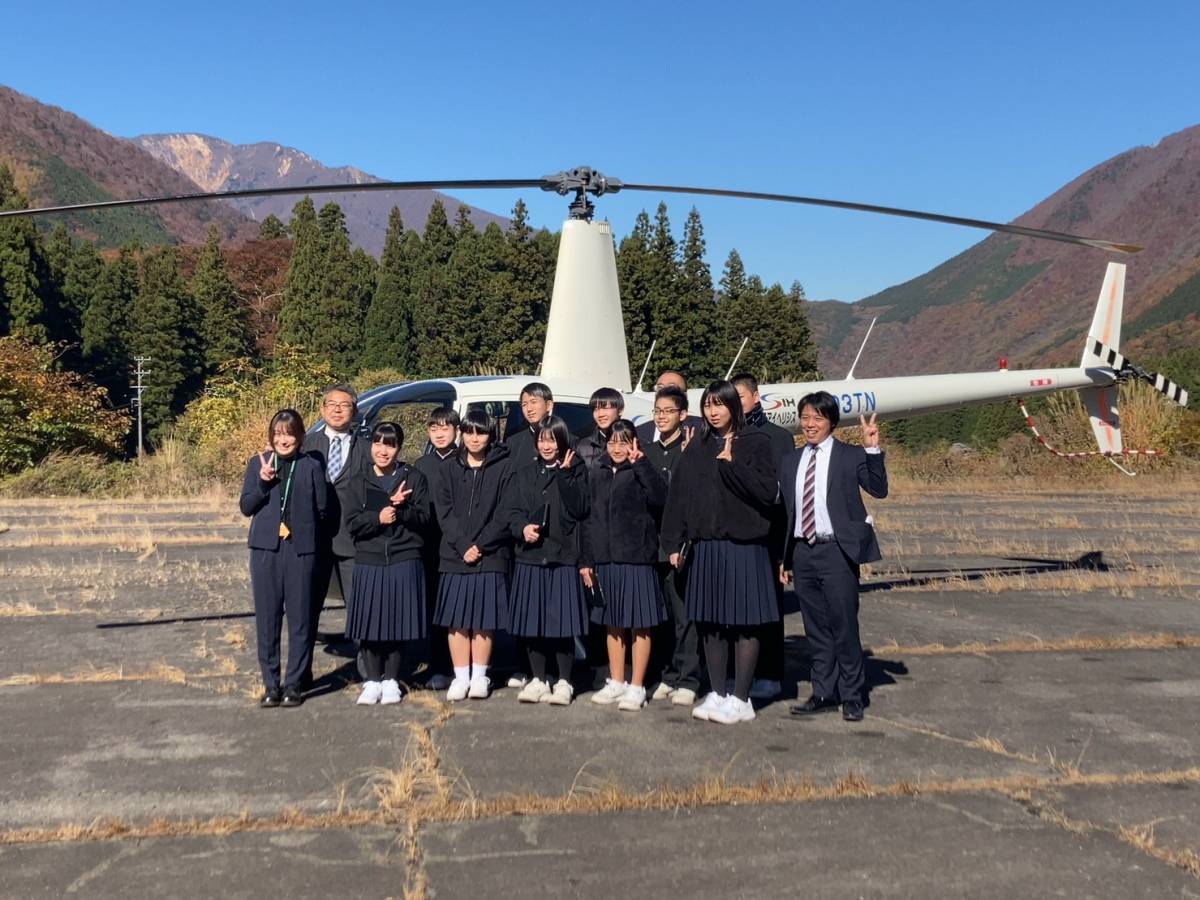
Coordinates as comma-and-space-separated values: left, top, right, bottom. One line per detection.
732, 373, 796, 700
306, 383, 368, 686
635, 370, 703, 446
780, 391, 887, 722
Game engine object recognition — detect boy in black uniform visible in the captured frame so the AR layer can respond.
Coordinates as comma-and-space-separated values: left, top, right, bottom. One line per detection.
412, 407, 460, 690
642, 386, 701, 706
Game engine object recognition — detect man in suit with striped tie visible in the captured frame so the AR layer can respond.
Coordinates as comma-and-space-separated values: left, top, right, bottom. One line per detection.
306, 383, 368, 687
779, 391, 887, 722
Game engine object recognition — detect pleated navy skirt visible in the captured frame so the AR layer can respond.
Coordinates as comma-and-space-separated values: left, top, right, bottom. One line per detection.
346, 560, 427, 641
508, 563, 589, 638
597, 563, 666, 629
434, 571, 509, 631
684, 539, 778, 627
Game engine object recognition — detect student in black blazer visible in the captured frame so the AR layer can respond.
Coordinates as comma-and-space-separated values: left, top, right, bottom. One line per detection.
779, 391, 887, 722
635, 370, 703, 447
239, 409, 328, 708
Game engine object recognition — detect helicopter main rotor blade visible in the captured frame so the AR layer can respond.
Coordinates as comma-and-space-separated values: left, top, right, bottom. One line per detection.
0, 179, 545, 220
620, 182, 1142, 254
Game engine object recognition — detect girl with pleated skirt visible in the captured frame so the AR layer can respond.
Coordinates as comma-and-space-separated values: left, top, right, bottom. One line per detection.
661, 381, 779, 725
344, 421, 431, 706
432, 409, 514, 702
503, 415, 590, 706
580, 419, 668, 711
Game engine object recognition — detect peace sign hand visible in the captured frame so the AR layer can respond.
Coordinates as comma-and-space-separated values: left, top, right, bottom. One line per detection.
716, 433, 734, 463
681, 426, 695, 451
258, 450, 276, 482
859, 413, 880, 449
627, 436, 644, 464
561, 449, 577, 470
390, 480, 413, 506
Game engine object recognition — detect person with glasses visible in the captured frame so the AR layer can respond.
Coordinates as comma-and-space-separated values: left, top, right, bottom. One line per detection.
642, 385, 701, 706
636, 371, 703, 446
307, 383, 368, 689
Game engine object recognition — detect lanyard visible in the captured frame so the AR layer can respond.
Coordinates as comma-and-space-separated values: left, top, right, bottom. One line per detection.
275, 454, 297, 517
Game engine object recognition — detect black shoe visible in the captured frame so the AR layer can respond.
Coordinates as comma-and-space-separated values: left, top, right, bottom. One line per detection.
790, 695, 839, 716
281, 687, 305, 707
842, 700, 864, 722
260, 688, 282, 708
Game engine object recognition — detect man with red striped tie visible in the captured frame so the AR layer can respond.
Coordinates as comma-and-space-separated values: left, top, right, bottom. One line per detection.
779, 391, 887, 722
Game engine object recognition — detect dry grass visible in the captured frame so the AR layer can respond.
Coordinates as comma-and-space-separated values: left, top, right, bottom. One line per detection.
1117, 821, 1200, 878
868, 632, 1200, 657
0, 659, 240, 689
0, 528, 242, 550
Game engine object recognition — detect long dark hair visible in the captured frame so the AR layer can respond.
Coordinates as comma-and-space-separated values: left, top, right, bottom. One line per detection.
457, 408, 498, 460
535, 414, 572, 462
699, 380, 745, 439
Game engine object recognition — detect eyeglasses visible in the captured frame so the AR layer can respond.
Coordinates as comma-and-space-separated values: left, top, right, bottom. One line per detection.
652, 407, 682, 417
323, 401, 354, 411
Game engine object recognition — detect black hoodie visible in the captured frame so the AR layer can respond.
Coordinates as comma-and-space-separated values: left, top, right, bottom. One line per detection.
503, 458, 590, 567
581, 456, 668, 566
433, 444, 514, 574
344, 462, 431, 565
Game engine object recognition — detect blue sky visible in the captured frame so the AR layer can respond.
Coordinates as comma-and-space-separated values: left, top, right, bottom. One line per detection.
3, 1, 1197, 300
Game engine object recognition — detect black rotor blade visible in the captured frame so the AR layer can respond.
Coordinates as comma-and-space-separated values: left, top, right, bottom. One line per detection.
620, 182, 1142, 254
0, 179, 545, 220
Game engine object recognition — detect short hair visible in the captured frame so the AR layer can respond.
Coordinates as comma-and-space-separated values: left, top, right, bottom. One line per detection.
427, 406, 461, 428
268, 409, 306, 445
654, 385, 688, 413
656, 369, 688, 389
589, 386, 625, 411
535, 414, 572, 460
799, 391, 841, 429
730, 372, 759, 393
520, 382, 554, 402
607, 419, 638, 445
370, 420, 404, 449
458, 408, 498, 445
699, 380, 746, 438
322, 382, 358, 404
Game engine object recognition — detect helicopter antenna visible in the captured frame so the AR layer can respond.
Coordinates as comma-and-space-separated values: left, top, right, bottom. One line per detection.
724, 337, 749, 380
634, 339, 657, 392
845, 317, 878, 380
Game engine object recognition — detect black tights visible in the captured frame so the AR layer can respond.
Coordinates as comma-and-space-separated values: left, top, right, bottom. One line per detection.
700, 625, 760, 702
361, 641, 403, 682
527, 637, 574, 683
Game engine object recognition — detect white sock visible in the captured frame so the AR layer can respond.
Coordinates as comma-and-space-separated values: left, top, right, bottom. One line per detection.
471, 663, 488, 681
454, 666, 469, 682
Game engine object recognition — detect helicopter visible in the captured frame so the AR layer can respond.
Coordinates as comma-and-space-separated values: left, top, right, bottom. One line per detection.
3, 166, 1188, 464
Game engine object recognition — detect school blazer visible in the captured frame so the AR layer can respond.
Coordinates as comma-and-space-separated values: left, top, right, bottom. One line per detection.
307, 427, 369, 558
239, 453, 328, 556
780, 439, 888, 566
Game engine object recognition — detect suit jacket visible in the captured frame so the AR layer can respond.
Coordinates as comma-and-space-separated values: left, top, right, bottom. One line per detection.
306, 426, 369, 558
780, 439, 888, 566
239, 452, 328, 556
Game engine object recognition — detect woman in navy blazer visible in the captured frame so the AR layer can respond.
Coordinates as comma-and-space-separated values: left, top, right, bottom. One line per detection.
239, 409, 327, 708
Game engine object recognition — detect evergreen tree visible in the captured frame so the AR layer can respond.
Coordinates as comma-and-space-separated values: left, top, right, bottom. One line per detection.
259, 214, 288, 239
713, 248, 748, 372
361, 207, 416, 372
412, 199, 456, 375
477, 221, 514, 368
678, 206, 717, 380
276, 197, 324, 352
615, 210, 654, 384
644, 203, 692, 375
439, 207, 484, 368
82, 244, 139, 403
44, 224, 101, 350
0, 165, 49, 342
127, 247, 203, 438
311, 203, 366, 375
720, 273, 818, 383
192, 224, 246, 372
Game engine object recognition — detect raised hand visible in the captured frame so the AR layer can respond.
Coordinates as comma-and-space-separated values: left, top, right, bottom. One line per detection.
561, 448, 576, 470
464, 545, 482, 564
523, 523, 541, 544
716, 433, 734, 462
379, 506, 398, 525
681, 426, 695, 450
258, 450, 276, 482
580, 567, 594, 589
859, 413, 880, 448
627, 436, 644, 463
390, 480, 413, 506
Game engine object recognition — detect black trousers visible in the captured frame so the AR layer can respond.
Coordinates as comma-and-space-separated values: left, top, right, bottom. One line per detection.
250, 543, 315, 691
651, 562, 701, 692
309, 551, 355, 683
791, 541, 865, 704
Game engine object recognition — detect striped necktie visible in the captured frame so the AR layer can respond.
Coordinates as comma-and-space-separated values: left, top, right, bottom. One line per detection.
801, 445, 818, 541
328, 435, 344, 482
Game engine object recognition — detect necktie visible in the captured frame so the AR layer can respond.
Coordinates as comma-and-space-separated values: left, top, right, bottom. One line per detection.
801, 445, 818, 541
328, 435, 343, 481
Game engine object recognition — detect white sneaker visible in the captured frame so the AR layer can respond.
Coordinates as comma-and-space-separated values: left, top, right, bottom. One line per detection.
749, 679, 781, 700
650, 682, 674, 701
618, 685, 647, 711
545, 679, 575, 706
710, 695, 756, 725
380, 679, 403, 705
427, 674, 452, 691
517, 678, 551, 703
446, 678, 470, 702
507, 674, 529, 689
467, 676, 491, 699
356, 681, 382, 705
590, 679, 628, 705
691, 692, 725, 721
671, 687, 697, 706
